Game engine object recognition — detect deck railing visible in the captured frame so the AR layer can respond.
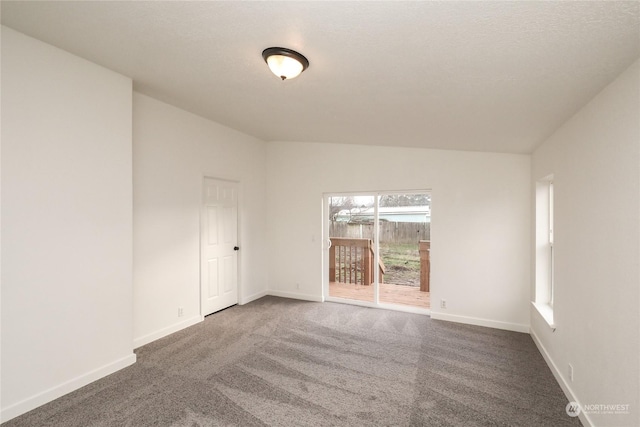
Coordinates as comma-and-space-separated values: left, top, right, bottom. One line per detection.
329, 238, 385, 286
330, 238, 430, 291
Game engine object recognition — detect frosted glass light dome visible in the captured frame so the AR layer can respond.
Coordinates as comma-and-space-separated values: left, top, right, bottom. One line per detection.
262, 47, 309, 81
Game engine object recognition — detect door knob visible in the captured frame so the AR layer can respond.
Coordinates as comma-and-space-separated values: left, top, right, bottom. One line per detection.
234, 246, 240, 251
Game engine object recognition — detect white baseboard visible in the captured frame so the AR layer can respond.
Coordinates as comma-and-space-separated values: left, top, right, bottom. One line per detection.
133, 315, 202, 349
530, 329, 593, 427
267, 290, 323, 302
0, 353, 136, 423
430, 311, 529, 333
239, 290, 268, 305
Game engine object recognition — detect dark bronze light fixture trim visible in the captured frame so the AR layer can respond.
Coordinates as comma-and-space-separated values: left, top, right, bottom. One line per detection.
262, 47, 309, 80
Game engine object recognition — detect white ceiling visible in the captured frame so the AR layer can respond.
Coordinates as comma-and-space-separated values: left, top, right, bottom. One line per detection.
2, 1, 639, 154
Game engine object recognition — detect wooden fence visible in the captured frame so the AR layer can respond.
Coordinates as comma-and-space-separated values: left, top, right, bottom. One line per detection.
330, 221, 430, 244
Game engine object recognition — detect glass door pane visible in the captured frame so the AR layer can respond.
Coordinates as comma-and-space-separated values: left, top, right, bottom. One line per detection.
328, 195, 375, 303
378, 193, 431, 309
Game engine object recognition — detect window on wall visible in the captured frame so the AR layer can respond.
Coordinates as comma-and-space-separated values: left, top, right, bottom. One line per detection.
534, 175, 555, 328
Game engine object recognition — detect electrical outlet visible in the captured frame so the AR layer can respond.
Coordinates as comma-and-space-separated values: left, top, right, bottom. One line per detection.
296, 282, 300, 290
568, 364, 574, 382
178, 307, 184, 317
440, 299, 447, 309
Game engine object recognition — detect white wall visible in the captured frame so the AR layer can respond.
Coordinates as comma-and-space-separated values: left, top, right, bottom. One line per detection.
531, 60, 640, 427
133, 93, 268, 348
1, 27, 135, 422
266, 142, 531, 332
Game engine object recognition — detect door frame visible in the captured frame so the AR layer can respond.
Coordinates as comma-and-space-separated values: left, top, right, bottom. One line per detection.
322, 192, 379, 307
200, 176, 241, 317
323, 190, 432, 315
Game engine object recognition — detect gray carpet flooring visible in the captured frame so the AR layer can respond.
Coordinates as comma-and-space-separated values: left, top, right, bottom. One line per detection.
3, 296, 581, 426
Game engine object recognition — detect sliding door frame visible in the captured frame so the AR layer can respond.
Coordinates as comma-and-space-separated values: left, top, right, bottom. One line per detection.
323, 191, 379, 308
322, 190, 432, 315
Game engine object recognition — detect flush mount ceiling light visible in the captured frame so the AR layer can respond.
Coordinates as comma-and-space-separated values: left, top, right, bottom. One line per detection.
262, 47, 309, 81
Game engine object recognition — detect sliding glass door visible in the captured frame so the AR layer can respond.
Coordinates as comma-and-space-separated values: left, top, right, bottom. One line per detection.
327, 195, 376, 304
325, 191, 431, 311
377, 193, 430, 309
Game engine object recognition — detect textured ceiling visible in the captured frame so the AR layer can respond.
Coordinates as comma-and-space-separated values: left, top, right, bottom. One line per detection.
2, 1, 639, 154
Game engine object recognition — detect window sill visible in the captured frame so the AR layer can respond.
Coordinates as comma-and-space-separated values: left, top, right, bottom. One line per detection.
532, 302, 556, 331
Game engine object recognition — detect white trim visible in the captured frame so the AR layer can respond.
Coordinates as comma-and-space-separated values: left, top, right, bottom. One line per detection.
325, 296, 377, 308
531, 301, 556, 331
133, 315, 203, 349
373, 198, 380, 306
239, 290, 268, 305
430, 311, 529, 333
377, 302, 431, 316
530, 329, 593, 427
325, 297, 431, 316
322, 190, 432, 312
0, 353, 136, 423
267, 290, 323, 302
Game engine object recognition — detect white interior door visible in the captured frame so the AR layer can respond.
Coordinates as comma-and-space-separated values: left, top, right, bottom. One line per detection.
201, 178, 239, 316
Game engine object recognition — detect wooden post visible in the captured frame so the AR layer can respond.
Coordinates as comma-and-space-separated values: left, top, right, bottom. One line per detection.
329, 239, 336, 283
419, 240, 430, 292
363, 239, 372, 286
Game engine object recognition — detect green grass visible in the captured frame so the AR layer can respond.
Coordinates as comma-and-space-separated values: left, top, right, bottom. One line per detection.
379, 242, 421, 286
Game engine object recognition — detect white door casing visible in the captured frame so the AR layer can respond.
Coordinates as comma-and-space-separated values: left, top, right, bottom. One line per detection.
201, 178, 239, 316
